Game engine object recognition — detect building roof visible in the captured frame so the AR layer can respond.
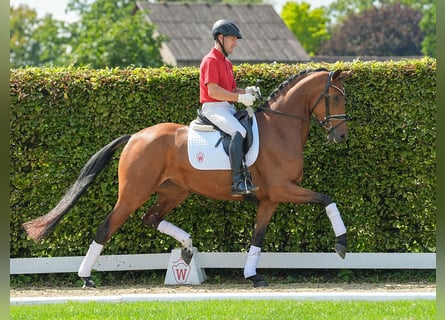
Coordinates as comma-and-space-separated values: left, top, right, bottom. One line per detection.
135, 2, 310, 66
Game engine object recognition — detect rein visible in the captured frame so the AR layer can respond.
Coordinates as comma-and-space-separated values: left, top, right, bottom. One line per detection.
257, 105, 311, 122
257, 71, 348, 129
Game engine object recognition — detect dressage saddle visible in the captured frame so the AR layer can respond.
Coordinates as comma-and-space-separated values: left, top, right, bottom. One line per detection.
191, 107, 255, 157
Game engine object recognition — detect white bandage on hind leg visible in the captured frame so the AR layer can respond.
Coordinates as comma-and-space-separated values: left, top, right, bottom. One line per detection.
325, 203, 347, 236
244, 245, 261, 279
78, 241, 103, 277
157, 220, 191, 247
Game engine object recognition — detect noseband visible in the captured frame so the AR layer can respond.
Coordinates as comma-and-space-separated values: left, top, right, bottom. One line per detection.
258, 71, 348, 133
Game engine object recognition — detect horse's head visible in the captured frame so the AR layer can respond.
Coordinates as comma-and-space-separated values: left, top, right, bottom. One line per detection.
311, 70, 352, 143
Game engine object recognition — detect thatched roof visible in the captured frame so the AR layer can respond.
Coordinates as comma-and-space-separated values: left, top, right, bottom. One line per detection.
135, 2, 310, 66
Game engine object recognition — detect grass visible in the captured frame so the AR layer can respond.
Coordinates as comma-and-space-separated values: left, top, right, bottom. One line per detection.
10, 269, 436, 319
10, 300, 435, 320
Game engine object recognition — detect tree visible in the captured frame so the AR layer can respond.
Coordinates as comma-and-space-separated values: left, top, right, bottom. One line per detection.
419, 3, 435, 57
325, 0, 435, 57
65, 0, 164, 68
10, 5, 38, 67
31, 16, 71, 66
319, 3, 423, 56
327, 0, 431, 22
10, 0, 165, 68
281, 1, 330, 56
165, 0, 262, 2
10, 5, 68, 67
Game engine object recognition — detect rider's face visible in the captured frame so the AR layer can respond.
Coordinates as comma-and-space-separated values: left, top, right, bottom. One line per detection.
220, 35, 238, 55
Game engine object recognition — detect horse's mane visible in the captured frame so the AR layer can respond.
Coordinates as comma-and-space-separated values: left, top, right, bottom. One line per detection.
260, 68, 328, 108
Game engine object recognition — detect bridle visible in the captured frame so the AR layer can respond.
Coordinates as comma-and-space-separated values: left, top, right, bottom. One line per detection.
310, 71, 348, 131
257, 71, 348, 132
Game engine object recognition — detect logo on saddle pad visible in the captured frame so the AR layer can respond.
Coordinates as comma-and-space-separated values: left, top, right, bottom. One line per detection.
187, 114, 259, 170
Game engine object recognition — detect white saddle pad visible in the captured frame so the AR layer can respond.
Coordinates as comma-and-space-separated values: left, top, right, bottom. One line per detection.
187, 115, 259, 170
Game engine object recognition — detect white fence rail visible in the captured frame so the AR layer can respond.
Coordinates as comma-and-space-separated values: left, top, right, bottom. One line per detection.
10, 252, 435, 275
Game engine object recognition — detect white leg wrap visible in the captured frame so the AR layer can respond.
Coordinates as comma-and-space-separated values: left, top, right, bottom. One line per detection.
244, 245, 261, 279
325, 203, 347, 236
157, 220, 191, 247
78, 241, 103, 277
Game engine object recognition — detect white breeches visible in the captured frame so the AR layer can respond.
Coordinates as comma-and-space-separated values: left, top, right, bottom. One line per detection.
201, 102, 246, 138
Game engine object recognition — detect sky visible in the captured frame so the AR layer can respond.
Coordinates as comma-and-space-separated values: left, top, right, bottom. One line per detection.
10, 0, 335, 22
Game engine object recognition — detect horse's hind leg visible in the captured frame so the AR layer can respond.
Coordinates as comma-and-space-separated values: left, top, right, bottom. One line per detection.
78, 170, 159, 287
78, 197, 150, 288
244, 201, 278, 288
142, 180, 193, 263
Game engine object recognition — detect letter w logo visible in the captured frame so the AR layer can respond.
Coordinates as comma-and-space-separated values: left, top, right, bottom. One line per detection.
172, 259, 190, 284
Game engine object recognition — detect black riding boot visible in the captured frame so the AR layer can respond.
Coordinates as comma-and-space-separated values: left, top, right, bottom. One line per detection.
229, 132, 258, 196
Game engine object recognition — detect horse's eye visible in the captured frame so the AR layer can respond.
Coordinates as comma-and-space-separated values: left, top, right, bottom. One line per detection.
333, 95, 340, 102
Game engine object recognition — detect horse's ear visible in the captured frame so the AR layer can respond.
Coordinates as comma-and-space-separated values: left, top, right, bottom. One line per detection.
333, 70, 352, 81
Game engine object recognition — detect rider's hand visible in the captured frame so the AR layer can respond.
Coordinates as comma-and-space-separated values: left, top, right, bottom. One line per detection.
245, 86, 260, 99
237, 93, 256, 107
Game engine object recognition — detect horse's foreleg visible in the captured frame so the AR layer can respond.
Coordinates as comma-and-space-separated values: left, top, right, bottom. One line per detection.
157, 221, 193, 264
142, 181, 193, 263
244, 201, 278, 287
270, 184, 347, 259
326, 202, 347, 258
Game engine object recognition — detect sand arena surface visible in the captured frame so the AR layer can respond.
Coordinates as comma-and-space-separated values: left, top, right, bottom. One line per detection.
10, 282, 436, 298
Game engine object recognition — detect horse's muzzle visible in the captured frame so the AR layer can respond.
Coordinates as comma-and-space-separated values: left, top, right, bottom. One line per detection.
327, 129, 348, 143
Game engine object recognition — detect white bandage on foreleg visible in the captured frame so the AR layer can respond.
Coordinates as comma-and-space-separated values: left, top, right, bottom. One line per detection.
325, 203, 347, 236
78, 241, 103, 277
243, 245, 261, 279
157, 220, 191, 246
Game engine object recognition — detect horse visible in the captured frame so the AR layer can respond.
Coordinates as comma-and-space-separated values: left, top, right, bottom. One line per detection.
23, 68, 352, 288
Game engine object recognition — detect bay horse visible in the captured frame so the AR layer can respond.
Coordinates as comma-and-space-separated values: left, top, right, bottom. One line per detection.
23, 69, 352, 288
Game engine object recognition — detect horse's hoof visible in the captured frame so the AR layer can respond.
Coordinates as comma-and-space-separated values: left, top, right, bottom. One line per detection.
181, 247, 193, 265
334, 233, 347, 259
334, 243, 347, 259
81, 277, 96, 289
247, 274, 268, 288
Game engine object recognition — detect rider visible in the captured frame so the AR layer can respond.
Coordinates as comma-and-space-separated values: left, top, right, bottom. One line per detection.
200, 19, 259, 197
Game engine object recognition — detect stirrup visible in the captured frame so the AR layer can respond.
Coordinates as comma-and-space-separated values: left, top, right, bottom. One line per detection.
244, 176, 259, 192
242, 167, 258, 191
242, 170, 259, 193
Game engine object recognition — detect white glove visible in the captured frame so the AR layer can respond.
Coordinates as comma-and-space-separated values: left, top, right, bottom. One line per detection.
237, 93, 256, 107
245, 86, 261, 99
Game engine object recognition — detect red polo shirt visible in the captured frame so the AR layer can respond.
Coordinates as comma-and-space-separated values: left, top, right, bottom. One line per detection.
200, 48, 236, 103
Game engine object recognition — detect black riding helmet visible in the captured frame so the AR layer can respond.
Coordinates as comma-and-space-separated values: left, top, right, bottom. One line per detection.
211, 19, 242, 57
211, 19, 243, 39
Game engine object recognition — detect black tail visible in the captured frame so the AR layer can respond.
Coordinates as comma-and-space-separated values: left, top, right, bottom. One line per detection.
23, 134, 132, 242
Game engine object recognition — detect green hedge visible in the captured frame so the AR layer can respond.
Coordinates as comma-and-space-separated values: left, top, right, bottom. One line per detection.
10, 59, 436, 258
